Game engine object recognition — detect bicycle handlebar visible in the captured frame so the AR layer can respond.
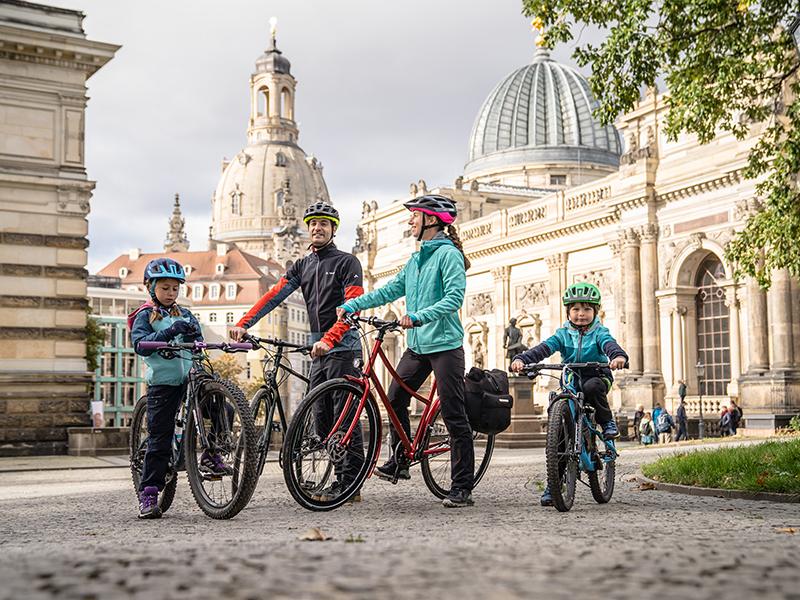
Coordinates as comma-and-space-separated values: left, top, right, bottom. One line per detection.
523, 362, 607, 371
343, 313, 401, 330
242, 334, 312, 355
137, 341, 252, 352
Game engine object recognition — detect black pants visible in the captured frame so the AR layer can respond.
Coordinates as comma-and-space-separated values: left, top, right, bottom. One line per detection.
308, 351, 364, 484
140, 384, 184, 492
676, 421, 688, 441
581, 377, 613, 425
387, 347, 474, 491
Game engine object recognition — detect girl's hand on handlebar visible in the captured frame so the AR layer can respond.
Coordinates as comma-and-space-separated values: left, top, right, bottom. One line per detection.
399, 315, 416, 329
609, 356, 626, 370
510, 359, 525, 373
229, 326, 247, 342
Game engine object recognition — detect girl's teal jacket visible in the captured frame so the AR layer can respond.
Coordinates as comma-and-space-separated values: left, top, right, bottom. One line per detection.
341, 234, 466, 354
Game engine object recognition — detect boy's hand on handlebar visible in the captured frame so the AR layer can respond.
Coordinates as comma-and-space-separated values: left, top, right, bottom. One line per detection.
399, 315, 416, 329
228, 326, 247, 342
310, 341, 331, 359
609, 356, 626, 370
510, 359, 525, 373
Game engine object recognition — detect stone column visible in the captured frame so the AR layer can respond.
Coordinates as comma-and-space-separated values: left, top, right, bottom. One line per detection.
545, 253, 568, 339
745, 276, 769, 373
621, 228, 643, 373
725, 287, 742, 396
608, 239, 625, 348
639, 224, 660, 374
791, 277, 800, 368
492, 266, 511, 370
768, 268, 794, 370
671, 306, 687, 390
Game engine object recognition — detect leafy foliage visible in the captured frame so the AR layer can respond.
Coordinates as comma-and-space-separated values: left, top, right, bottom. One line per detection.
522, 0, 800, 287
85, 307, 104, 373
209, 353, 245, 382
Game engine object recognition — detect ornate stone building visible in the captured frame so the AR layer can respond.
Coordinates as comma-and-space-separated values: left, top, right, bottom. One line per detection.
0, 1, 118, 455
210, 24, 330, 263
355, 46, 799, 436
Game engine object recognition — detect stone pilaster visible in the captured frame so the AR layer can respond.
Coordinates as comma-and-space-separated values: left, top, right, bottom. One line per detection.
491, 266, 511, 370
621, 228, 643, 373
608, 239, 625, 349
639, 224, 660, 375
768, 268, 794, 370
792, 276, 800, 368
724, 286, 742, 397
745, 275, 769, 373
545, 253, 567, 339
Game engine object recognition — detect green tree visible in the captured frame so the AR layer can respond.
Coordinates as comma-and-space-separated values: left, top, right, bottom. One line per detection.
85, 307, 104, 373
522, 0, 800, 287
209, 353, 245, 382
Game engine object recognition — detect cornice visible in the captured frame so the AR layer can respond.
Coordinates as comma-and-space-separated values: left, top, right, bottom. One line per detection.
656, 170, 743, 204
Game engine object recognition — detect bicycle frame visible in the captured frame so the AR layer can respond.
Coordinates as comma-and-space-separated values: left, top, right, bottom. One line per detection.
327, 321, 448, 472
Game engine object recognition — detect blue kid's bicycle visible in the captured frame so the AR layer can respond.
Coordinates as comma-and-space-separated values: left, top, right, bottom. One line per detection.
524, 362, 618, 512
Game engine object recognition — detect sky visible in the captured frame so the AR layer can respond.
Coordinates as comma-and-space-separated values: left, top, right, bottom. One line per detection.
44, 0, 594, 272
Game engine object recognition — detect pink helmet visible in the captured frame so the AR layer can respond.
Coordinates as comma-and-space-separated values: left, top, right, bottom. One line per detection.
403, 194, 457, 225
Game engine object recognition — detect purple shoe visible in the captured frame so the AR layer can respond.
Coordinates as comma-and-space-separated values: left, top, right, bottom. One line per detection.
199, 450, 233, 476
138, 486, 161, 519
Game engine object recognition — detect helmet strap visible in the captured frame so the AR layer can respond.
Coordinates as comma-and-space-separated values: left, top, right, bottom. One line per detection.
416, 217, 443, 242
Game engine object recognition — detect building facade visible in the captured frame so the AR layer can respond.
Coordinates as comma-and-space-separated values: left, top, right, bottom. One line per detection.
355, 47, 800, 436
0, 1, 118, 455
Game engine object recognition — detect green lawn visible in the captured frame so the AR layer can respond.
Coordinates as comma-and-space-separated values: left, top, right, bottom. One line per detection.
641, 438, 800, 494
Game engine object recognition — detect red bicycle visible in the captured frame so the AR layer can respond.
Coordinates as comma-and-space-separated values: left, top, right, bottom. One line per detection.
282, 314, 495, 511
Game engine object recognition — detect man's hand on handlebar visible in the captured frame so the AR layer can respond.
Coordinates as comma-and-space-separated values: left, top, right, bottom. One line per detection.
510, 359, 525, 373
310, 340, 331, 359
228, 326, 247, 342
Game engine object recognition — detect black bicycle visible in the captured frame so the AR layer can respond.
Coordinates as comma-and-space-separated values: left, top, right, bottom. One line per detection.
242, 335, 311, 479
524, 362, 618, 512
129, 340, 259, 519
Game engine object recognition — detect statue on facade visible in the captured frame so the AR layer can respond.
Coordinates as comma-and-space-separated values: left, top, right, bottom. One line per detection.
472, 338, 485, 369
503, 318, 526, 369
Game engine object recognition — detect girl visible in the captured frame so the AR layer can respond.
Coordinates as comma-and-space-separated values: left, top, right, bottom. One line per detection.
129, 257, 207, 519
337, 194, 475, 508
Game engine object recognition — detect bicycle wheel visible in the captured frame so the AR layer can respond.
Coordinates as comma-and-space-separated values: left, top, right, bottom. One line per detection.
282, 378, 380, 511
419, 406, 495, 499
184, 378, 258, 519
129, 395, 177, 514
250, 386, 275, 477
545, 398, 578, 512
588, 430, 616, 504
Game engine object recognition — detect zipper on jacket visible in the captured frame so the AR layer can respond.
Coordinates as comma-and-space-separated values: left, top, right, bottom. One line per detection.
576, 329, 584, 362
314, 253, 321, 333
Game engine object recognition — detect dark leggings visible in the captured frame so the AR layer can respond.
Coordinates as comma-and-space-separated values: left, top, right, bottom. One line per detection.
387, 346, 474, 491
581, 377, 613, 425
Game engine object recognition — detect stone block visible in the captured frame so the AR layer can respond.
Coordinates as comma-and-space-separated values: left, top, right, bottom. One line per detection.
56, 248, 87, 266
55, 310, 85, 328
68, 427, 129, 456
54, 340, 86, 358
0, 414, 21, 428
4, 428, 37, 442
39, 398, 69, 413
5, 398, 34, 414
0, 339, 54, 359
56, 278, 86, 297
0, 245, 56, 266
53, 412, 90, 428
0, 307, 56, 328
0, 276, 54, 297
36, 427, 68, 442
56, 216, 87, 237
20, 414, 54, 429
68, 398, 90, 412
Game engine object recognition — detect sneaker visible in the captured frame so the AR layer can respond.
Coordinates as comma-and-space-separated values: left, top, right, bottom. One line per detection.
442, 488, 474, 508
375, 460, 410, 481
312, 481, 362, 503
199, 450, 234, 476
540, 486, 553, 507
601, 421, 620, 439
138, 486, 162, 519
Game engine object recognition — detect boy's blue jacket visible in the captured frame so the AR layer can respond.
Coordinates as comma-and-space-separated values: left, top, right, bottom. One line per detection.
513, 318, 628, 381
341, 233, 466, 354
130, 304, 203, 386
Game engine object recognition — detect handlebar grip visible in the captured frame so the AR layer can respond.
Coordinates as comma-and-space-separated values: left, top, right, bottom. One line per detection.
138, 341, 168, 350
227, 342, 253, 351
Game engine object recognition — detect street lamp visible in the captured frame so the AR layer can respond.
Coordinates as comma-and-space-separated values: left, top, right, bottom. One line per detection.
696, 359, 706, 440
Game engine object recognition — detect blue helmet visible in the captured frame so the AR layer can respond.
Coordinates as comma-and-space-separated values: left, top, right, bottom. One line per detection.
143, 257, 186, 285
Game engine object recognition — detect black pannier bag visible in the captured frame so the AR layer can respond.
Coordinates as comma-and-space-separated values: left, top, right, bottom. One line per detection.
464, 367, 514, 434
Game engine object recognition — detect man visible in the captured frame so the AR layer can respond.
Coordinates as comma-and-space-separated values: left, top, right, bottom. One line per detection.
675, 398, 688, 441
652, 403, 663, 444
632, 404, 644, 444
678, 379, 687, 403
229, 201, 364, 501
655, 406, 675, 444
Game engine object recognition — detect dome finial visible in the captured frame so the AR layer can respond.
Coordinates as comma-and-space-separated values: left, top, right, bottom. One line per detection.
269, 16, 278, 47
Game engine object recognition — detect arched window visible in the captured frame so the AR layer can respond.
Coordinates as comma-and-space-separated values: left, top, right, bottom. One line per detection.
281, 87, 292, 120
258, 87, 269, 117
695, 255, 730, 396
275, 151, 287, 167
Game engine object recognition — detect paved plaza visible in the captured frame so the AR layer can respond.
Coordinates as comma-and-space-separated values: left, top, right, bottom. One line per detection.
0, 442, 798, 600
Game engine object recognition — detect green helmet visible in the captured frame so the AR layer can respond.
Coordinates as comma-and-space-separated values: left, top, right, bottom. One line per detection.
562, 282, 601, 306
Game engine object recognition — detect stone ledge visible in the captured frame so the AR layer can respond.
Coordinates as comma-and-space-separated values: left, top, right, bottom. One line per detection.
635, 471, 800, 504
67, 427, 129, 457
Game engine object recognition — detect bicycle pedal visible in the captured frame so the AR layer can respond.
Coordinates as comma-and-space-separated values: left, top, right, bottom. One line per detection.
201, 473, 224, 482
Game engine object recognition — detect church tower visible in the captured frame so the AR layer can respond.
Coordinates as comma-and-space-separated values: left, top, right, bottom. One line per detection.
210, 19, 330, 263
164, 193, 190, 252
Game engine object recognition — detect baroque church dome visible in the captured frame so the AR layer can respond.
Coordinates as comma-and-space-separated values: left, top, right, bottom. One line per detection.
464, 48, 621, 186
211, 27, 330, 261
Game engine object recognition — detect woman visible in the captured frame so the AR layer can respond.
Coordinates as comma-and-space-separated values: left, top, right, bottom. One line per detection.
337, 194, 475, 508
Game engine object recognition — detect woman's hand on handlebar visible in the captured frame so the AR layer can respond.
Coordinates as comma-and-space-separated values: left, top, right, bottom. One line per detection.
399, 315, 416, 329
228, 326, 247, 342
336, 307, 349, 321
510, 359, 525, 373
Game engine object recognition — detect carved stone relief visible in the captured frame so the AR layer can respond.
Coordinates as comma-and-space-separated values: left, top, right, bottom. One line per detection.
467, 293, 494, 317
515, 281, 548, 311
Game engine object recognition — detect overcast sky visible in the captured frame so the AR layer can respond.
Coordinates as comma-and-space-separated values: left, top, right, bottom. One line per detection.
45, 0, 593, 272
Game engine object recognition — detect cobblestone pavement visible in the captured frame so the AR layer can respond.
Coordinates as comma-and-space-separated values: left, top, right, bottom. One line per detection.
1, 442, 798, 600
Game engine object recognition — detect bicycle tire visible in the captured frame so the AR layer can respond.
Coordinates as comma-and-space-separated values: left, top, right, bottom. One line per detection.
282, 378, 380, 511
419, 406, 496, 499
545, 398, 577, 512
588, 431, 616, 504
129, 395, 177, 514
184, 378, 258, 519
250, 386, 275, 478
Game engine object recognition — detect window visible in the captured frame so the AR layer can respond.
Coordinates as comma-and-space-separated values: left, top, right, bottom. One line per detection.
209, 313, 217, 323
550, 174, 567, 186
209, 284, 220, 300
179, 284, 187, 298
118, 267, 128, 278
275, 151, 287, 167
695, 256, 731, 396
216, 263, 225, 274
184, 265, 192, 276
226, 283, 236, 300
226, 312, 234, 324
192, 285, 203, 300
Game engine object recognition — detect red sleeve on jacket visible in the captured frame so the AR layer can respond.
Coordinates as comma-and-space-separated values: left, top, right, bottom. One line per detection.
320, 285, 364, 348
236, 277, 296, 329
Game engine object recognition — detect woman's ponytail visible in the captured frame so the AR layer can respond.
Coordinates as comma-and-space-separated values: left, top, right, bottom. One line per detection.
444, 224, 471, 271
